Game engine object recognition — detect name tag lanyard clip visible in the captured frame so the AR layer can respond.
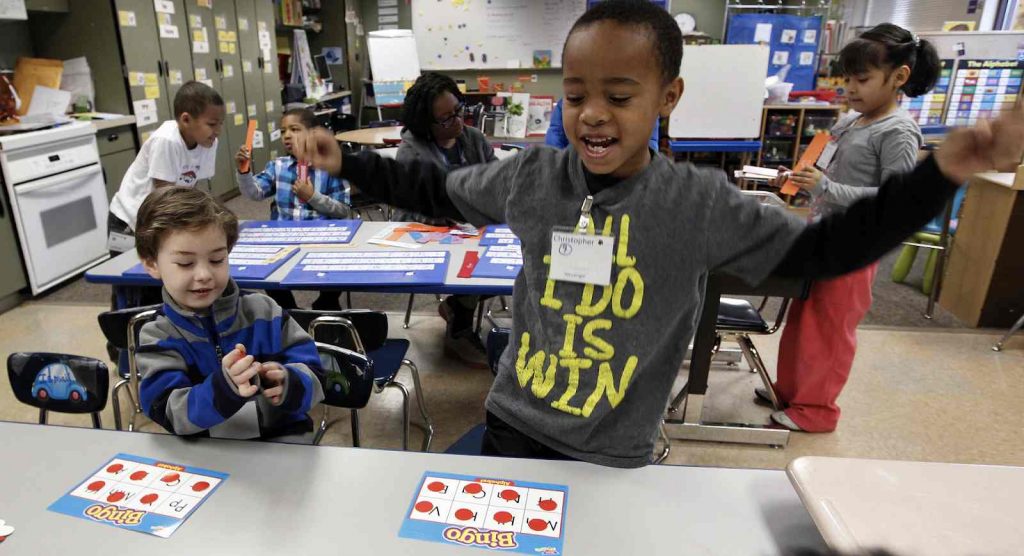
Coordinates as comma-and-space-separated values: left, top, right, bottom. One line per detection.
575, 195, 594, 234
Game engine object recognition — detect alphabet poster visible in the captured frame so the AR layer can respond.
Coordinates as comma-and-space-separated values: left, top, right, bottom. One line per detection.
47, 453, 227, 538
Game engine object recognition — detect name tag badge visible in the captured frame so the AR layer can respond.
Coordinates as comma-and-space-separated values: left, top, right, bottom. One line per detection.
549, 228, 614, 286
107, 231, 136, 253
816, 140, 838, 170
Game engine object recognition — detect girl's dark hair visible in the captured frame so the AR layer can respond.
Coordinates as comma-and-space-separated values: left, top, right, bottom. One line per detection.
564, 0, 682, 85
401, 72, 463, 140
837, 23, 940, 98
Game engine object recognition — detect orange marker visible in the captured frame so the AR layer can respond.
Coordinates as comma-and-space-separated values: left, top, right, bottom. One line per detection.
239, 120, 258, 173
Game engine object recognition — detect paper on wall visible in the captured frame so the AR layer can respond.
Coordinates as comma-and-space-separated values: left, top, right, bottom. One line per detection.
754, 23, 773, 43
133, 98, 158, 127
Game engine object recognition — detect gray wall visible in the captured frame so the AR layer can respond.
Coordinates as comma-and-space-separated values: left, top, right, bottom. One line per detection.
0, 20, 35, 70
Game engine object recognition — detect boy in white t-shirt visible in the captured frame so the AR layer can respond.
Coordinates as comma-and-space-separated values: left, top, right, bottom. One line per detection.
108, 81, 225, 254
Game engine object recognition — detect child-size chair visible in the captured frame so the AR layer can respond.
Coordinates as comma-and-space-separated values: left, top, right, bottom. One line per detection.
7, 352, 109, 428
314, 342, 375, 445
890, 186, 966, 299
97, 305, 161, 431
289, 309, 434, 451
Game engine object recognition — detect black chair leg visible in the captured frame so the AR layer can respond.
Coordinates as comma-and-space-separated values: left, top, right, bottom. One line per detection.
91, 413, 102, 429
350, 409, 361, 447
38, 409, 46, 425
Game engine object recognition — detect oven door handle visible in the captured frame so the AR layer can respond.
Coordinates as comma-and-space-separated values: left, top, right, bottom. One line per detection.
15, 165, 102, 195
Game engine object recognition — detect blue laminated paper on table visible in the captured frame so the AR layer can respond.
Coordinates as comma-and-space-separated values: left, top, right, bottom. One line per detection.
472, 245, 522, 279
399, 471, 568, 555
121, 245, 299, 281
281, 250, 450, 287
237, 219, 363, 245
47, 453, 228, 539
478, 225, 520, 247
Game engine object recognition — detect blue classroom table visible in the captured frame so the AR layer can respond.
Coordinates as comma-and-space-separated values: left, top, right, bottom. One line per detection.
85, 222, 516, 304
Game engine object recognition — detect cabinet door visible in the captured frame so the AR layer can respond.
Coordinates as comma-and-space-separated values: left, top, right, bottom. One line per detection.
211, 0, 250, 180
255, 0, 283, 159
234, 0, 269, 171
0, 190, 27, 297
184, 0, 234, 198
114, 0, 171, 136
153, 0, 194, 108
100, 149, 137, 202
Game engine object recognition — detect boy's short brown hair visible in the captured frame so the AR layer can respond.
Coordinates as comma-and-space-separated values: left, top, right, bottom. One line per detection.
135, 186, 239, 261
173, 80, 225, 118
282, 107, 315, 129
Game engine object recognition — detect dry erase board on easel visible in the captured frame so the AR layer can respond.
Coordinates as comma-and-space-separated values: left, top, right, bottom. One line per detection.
366, 29, 422, 105
668, 45, 770, 139
411, 0, 585, 70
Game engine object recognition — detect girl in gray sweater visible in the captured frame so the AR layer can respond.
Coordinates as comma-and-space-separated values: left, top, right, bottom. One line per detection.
770, 24, 941, 432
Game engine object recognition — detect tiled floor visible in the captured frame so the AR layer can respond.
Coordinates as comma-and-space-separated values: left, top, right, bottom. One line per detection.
2, 299, 1022, 471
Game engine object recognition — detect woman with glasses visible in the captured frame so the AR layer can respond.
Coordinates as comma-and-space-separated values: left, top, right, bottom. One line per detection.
396, 72, 498, 369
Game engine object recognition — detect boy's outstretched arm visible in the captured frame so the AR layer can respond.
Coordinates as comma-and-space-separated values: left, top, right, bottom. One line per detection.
771, 112, 1024, 279
294, 128, 465, 220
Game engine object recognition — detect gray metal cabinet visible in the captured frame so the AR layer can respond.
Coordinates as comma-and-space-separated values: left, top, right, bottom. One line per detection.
234, 0, 269, 171
113, 0, 193, 133
0, 187, 27, 303
184, 0, 236, 198
254, 0, 283, 160
96, 124, 139, 201
211, 1, 254, 180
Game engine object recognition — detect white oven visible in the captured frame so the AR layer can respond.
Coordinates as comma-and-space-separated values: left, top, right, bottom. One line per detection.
0, 122, 109, 295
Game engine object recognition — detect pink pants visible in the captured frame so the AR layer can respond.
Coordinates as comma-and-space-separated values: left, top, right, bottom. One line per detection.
774, 262, 878, 432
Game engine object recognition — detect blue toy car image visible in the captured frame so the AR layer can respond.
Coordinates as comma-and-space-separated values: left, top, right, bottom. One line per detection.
31, 362, 87, 402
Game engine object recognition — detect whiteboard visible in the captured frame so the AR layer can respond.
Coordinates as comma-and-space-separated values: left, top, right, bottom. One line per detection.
669, 45, 771, 139
412, 0, 585, 70
367, 29, 422, 82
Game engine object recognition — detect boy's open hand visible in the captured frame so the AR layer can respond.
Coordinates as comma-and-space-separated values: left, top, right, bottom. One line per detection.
258, 363, 287, 406
292, 178, 314, 202
293, 127, 342, 177
222, 343, 260, 397
235, 146, 251, 172
936, 106, 1024, 184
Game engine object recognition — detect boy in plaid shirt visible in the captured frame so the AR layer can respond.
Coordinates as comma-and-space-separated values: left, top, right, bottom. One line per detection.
236, 108, 351, 309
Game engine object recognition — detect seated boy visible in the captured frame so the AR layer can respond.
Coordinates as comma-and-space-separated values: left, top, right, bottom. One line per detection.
295, 1, 1024, 467
236, 107, 351, 310
134, 186, 324, 439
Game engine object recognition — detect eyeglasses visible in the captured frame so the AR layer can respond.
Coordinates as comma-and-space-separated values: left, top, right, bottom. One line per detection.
434, 102, 465, 128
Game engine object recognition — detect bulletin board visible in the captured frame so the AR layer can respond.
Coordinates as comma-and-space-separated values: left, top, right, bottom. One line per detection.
726, 13, 822, 92
411, 0, 586, 70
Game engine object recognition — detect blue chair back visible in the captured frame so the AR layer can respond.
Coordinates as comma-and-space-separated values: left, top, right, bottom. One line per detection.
7, 352, 109, 419
922, 186, 966, 235
486, 327, 510, 377
317, 343, 374, 409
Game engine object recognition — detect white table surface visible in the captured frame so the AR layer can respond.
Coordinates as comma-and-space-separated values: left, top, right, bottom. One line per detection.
788, 456, 1024, 555
0, 421, 824, 554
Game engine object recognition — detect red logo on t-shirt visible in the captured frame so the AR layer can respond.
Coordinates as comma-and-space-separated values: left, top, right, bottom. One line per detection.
179, 170, 197, 185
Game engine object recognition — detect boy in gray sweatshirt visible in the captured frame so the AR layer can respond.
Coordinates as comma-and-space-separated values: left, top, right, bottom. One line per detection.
296, 0, 1024, 467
